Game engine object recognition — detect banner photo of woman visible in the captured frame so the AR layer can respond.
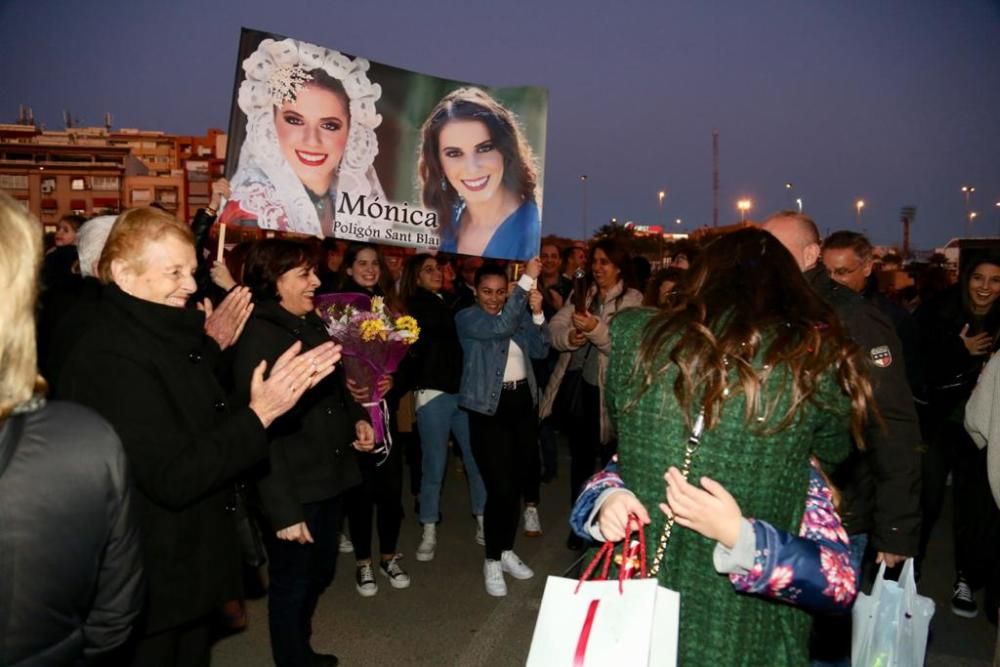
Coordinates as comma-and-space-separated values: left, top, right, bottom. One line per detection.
222, 28, 548, 262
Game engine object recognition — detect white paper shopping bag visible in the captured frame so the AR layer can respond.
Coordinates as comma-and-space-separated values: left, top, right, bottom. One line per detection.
527, 568, 679, 665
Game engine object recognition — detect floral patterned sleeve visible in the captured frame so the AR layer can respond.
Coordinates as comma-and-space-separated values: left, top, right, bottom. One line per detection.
727, 461, 858, 612
569, 457, 626, 539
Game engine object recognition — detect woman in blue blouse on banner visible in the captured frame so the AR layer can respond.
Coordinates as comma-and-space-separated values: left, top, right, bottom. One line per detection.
418, 87, 541, 261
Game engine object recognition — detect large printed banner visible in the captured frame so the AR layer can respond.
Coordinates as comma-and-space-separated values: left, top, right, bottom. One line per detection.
222, 28, 548, 261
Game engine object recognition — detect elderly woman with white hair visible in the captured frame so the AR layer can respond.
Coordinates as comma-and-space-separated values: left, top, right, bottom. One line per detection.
0, 193, 143, 664
58, 206, 344, 666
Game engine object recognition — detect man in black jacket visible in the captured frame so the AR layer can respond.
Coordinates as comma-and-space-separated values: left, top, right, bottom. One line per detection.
764, 211, 922, 665
764, 211, 922, 565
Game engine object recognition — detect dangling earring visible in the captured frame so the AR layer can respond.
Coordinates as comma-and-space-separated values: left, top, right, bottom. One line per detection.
440, 177, 447, 192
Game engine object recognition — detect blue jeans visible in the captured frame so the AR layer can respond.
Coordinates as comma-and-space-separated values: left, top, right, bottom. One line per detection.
416, 393, 486, 524
810, 533, 869, 667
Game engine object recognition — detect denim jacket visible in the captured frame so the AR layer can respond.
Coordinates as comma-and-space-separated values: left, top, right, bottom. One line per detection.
455, 279, 551, 416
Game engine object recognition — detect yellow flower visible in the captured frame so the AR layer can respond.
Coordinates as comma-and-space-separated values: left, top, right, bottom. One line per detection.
394, 315, 421, 344
371, 295, 385, 313
360, 318, 388, 342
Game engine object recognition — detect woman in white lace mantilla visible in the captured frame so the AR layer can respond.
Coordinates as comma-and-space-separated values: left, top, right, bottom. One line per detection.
221, 38, 385, 237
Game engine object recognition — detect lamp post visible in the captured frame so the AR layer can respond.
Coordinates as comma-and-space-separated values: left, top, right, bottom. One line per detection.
968, 211, 978, 237
658, 190, 666, 227
580, 175, 588, 239
961, 185, 975, 208
996, 202, 1000, 236
795, 197, 803, 213
961, 186, 975, 235
737, 199, 752, 222
855, 200, 865, 227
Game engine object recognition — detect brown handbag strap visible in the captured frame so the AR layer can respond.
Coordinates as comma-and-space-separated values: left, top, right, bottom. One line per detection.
649, 410, 705, 577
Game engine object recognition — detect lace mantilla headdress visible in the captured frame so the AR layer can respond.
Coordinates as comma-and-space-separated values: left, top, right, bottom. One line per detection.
230, 38, 385, 235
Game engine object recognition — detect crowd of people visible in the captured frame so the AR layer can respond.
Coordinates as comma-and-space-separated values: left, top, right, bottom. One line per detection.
2, 186, 1000, 665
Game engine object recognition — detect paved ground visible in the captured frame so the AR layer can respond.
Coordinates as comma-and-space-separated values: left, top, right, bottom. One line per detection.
213, 446, 997, 666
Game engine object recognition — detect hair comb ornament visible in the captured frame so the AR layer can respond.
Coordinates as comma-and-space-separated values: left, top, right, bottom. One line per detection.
267, 65, 314, 105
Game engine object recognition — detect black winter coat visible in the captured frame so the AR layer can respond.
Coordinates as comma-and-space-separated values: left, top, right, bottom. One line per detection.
0, 401, 143, 666
57, 284, 269, 635
916, 284, 1000, 420
399, 287, 464, 394
807, 267, 923, 556
232, 299, 364, 532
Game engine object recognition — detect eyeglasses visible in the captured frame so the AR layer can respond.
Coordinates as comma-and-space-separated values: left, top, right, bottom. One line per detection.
828, 264, 864, 278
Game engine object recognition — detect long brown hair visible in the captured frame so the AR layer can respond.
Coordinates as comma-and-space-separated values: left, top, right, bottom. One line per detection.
398, 253, 438, 304
417, 87, 539, 239
338, 242, 404, 313
628, 228, 872, 444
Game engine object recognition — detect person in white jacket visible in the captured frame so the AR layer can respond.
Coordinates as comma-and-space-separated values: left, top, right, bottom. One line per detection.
964, 350, 1000, 650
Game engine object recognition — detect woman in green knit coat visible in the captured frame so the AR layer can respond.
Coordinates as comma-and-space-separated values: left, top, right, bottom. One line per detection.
597, 229, 873, 666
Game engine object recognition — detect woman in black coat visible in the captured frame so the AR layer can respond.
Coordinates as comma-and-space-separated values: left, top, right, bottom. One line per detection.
233, 238, 374, 667
916, 253, 1000, 618
398, 254, 487, 562
58, 207, 338, 667
335, 243, 411, 596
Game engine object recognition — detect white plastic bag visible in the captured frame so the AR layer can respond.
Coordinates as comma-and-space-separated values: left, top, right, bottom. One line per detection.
852, 558, 935, 666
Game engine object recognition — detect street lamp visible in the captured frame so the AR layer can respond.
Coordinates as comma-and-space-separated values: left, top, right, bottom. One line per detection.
961, 185, 976, 208
580, 175, 588, 238
855, 200, 865, 226
968, 211, 978, 237
737, 199, 752, 222
795, 197, 803, 212
658, 190, 666, 227
675, 218, 682, 226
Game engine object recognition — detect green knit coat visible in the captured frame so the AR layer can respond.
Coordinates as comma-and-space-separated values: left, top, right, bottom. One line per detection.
606, 309, 851, 666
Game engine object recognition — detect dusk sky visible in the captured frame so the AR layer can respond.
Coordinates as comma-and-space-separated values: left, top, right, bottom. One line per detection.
3, 0, 999, 249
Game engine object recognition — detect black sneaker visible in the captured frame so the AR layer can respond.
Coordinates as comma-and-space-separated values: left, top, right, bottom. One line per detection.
566, 531, 586, 551
379, 554, 411, 589
308, 650, 339, 667
951, 576, 978, 618
355, 562, 377, 597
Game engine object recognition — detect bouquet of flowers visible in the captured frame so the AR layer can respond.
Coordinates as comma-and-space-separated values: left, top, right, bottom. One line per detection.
314, 292, 419, 454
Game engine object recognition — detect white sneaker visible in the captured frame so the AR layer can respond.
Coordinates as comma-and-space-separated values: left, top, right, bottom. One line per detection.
415, 523, 436, 562
338, 533, 354, 554
484, 559, 507, 597
523, 506, 542, 537
475, 514, 485, 546
500, 550, 534, 580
